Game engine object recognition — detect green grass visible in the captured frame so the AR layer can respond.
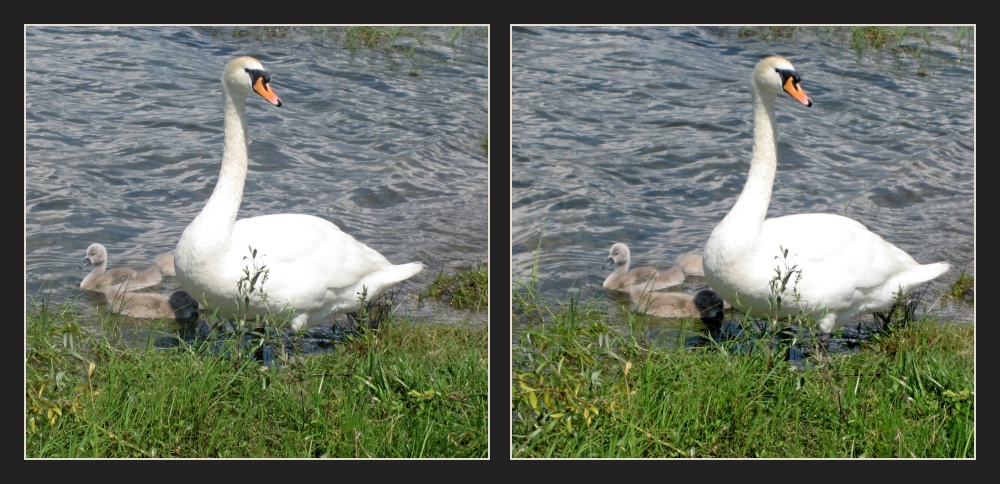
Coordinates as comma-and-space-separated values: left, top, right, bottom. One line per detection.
511, 260, 974, 458
732, 25, 973, 51
221, 26, 488, 58
737, 26, 799, 40
421, 262, 488, 311
945, 268, 974, 303
344, 26, 420, 54
728, 26, 973, 76
26, 289, 487, 457
230, 26, 291, 40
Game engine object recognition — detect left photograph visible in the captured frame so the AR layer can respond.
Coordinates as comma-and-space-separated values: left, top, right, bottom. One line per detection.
25, 25, 489, 458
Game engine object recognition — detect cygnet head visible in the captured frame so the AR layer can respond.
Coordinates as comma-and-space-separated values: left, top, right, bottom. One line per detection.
603, 243, 631, 270
168, 290, 200, 324
694, 289, 726, 330
81, 243, 109, 270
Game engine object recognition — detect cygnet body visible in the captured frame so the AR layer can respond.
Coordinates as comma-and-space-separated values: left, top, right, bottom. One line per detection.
630, 287, 726, 329
155, 252, 175, 277
675, 252, 704, 277
603, 243, 684, 292
80, 243, 163, 292
101, 287, 199, 322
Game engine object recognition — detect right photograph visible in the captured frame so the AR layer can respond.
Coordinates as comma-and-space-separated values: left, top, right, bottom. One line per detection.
511, 26, 975, 458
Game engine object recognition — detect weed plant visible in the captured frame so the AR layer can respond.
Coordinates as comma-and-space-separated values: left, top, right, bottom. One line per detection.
421, 262, 488, 311
219, 25, 488, 59
945, 268, 974, 304
728, 26, 973, 76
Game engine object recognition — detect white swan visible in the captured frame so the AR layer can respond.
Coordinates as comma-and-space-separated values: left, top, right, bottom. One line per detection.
102, 287, 199, 322
603, 243, 684, 292
702, 55, 950, 351
80, 243, 163, 292
629, 287, 725, 327
174, 56, 424, 332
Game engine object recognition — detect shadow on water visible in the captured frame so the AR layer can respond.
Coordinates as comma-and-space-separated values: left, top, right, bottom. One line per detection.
646, 284, 946, 370
130, 290, 406, 369
157, 321, 348, 369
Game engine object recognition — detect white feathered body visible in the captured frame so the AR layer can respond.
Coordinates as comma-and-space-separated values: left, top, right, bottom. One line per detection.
175, 56, 423, 332
703, 55, 949, 341
705, 212, 949, 334
176, 213, 423, 328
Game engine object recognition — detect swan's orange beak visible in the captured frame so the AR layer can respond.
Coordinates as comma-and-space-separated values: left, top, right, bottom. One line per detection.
253, 77, 283, 107
783, 76, 812, 107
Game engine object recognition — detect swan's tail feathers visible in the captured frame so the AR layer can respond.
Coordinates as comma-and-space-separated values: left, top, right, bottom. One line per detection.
382, 262, 426, 285
918, 262, 951, 282
357, 262, 425, 301
351, 262, 424, 298
903, 262, 951, 289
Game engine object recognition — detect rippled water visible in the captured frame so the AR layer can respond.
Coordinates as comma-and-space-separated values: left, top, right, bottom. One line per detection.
25, 26, 489, 336
511, 26, 975, 341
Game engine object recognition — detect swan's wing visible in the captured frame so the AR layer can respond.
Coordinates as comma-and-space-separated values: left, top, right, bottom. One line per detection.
761, 213, 923, 292
230, 214, 393, 292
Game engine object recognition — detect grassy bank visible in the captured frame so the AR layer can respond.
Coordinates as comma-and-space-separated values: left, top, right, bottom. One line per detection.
511, 275, 974, 458
25, 297, 488, 458
731, 25, 974, 52
729, 26, 974, 76
422, 262, 489, 311
220, 25, 488, 59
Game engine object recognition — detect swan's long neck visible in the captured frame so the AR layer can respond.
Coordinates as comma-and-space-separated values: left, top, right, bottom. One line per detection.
192, 87, 249, 240
715, 86, 778, 252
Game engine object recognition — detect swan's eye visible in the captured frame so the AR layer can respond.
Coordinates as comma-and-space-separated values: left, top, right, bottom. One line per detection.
245, 69, 271, 88
775, 68, 800, 85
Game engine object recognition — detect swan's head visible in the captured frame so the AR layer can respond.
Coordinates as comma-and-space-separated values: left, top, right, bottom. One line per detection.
222, 56, 283, 107
604, 243, 631, 270
752, 55, 813, 107
81, 243, 108, 269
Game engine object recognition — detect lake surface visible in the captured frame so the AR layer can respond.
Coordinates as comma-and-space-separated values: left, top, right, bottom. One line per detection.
25, 26, 490, 340
511, 26, 974, 346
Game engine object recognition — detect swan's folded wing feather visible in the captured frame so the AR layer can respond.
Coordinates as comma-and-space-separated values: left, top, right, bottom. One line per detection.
761, 213, 922, 289
231, 213, 393, 290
